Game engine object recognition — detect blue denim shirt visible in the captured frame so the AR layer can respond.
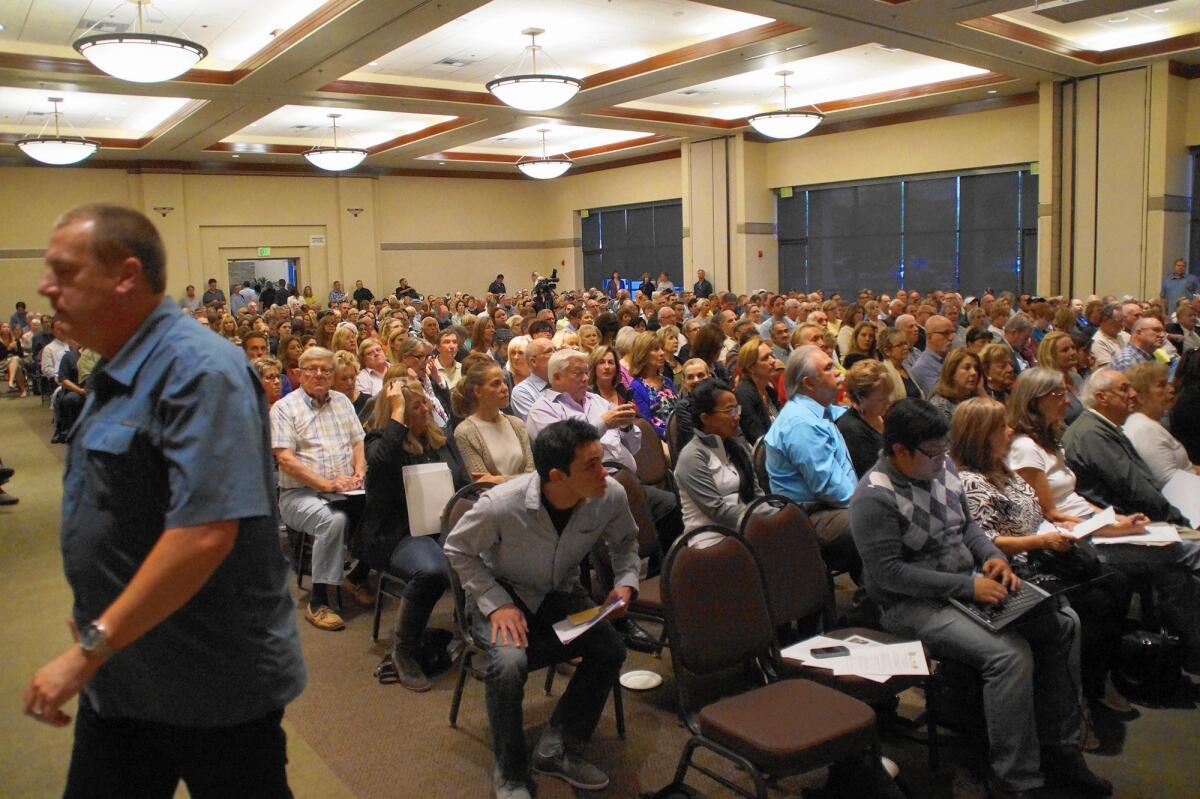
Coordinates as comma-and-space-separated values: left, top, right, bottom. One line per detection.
62, 297, 305, 726
764, 394, 855, 506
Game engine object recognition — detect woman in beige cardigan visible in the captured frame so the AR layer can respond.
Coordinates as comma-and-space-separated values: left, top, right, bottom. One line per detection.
451, 355, 534, 482
878, 327, 923, 402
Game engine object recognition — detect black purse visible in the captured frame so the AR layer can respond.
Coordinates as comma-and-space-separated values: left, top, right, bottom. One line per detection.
1027, 538, 1103, 582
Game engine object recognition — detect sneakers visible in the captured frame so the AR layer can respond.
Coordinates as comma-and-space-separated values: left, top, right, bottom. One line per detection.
304, 604, 345, 631
343, 579, 375, 607
532, 726, 610, 791
493, 781, 532, 799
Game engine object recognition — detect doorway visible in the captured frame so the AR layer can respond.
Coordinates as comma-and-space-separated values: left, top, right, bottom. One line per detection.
227, 258, 300, 297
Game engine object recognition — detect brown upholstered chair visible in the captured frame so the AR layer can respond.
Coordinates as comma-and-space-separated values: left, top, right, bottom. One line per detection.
661, 525, 878, 799
739, 494, 940, 768
445, 482, 625, 738
631, 416, 676, 492
588, 462, 667, 654
751, 436, 769, 492
664, 408, 683, 468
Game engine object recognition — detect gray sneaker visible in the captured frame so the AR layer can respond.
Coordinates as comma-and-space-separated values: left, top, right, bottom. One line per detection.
532, 745, 610, 791
494, 780, 532, 799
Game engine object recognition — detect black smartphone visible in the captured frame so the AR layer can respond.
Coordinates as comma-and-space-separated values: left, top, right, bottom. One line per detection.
811, 645, 850, 659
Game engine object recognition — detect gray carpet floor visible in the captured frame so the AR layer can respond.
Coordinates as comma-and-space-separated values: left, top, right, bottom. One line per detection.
2, 394, 1198, 798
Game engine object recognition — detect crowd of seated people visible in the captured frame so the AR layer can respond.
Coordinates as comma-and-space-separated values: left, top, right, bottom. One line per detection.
12, 265, 1200, 799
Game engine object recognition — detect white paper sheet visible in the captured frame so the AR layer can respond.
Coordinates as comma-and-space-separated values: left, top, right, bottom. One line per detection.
781, 634, 896, 683
552, 596, 627, 644
1162, 470, 1200, 527
829, 642, 929, 678
1094, 522, 1181, 547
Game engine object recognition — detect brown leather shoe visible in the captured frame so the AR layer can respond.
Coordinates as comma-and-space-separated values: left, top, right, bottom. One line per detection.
304, 604, 345, 631
343, 579, 375, 607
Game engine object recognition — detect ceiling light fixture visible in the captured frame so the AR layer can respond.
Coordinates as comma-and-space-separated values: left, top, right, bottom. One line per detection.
516, 128, 571, 180
73, 0, 207, 83
303, 113, 367, 172
16, 97, 99, 165
747, 70, 823, 140
487, 28, 581, 111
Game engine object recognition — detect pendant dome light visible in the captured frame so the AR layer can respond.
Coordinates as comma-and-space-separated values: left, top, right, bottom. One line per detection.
303, 113, 367, 172
73, 0, 207, 84
516, 128, 571, 180
747, 70, 823, 140
16, 97, 100, 166
486, 28, 582, 112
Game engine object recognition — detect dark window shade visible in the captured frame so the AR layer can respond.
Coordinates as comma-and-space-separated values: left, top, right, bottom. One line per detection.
1020, 170, 1039, 230
806, 184, 901, 295
780, 241, 808, 295
960, 172, 1020, 294
581, 201, 682, 291
777, 193, 806, 241
903, 178, 957, 291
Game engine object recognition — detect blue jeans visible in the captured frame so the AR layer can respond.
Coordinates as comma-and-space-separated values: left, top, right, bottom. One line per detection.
882, 597, 1083, 792
469, 585, 626, 787
387, 534, 451, 608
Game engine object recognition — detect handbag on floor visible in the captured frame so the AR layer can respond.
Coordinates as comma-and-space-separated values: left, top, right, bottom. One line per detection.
1112, 625, 1183, 705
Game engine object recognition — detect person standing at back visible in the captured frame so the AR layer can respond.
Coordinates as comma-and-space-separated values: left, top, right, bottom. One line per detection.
24, 204, 305, 797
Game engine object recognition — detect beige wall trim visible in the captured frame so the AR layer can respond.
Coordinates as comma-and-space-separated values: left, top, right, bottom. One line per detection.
681, 227, 690, 238
0, 249, 44, 260
1038, 203, 1055, 218
1147, 195, 1191, 213
380, 238, 580, 252
737, 222, 775, 234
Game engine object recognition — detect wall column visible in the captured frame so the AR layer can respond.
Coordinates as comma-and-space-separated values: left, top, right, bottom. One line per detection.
729, 135, 778, 294
683, 137, 731, 294
1145, 61, 1192, 294
1037, 80, 1062, 298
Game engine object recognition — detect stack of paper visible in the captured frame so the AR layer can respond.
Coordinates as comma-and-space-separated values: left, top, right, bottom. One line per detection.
1037, 507, 1116, 539
781, 634, 929, 683
1094, 522, 1181, 547
553, 596, 627, 644
1162, 471, 1200, 528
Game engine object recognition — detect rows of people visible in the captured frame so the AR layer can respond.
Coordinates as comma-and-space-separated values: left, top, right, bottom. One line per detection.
14, 254, 1200, 799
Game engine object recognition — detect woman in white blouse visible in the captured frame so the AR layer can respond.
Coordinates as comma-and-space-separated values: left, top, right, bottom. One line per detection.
1123, 361, 1199, 489
451, 356, 533, 483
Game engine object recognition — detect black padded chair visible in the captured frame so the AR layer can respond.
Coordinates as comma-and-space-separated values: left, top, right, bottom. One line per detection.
750, 436, 769, 492
631, 416, 676, 493
662, 524, 879, 799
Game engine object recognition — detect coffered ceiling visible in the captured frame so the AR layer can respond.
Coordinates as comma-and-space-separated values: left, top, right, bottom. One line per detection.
0, 0, 1196, 178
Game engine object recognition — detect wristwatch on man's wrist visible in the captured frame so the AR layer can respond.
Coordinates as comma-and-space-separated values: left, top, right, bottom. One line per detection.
78, 620, 115, 660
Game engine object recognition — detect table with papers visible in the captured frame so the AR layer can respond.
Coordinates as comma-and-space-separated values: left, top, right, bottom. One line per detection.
781, 634, 929, 684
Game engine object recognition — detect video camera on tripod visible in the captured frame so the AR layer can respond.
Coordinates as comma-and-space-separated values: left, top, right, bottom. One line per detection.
532, 269, 559, 311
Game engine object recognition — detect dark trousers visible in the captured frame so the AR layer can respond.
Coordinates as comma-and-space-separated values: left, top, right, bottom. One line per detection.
64, 698, 291, 799
387, 534, 451, 608
470, 586, 626, 785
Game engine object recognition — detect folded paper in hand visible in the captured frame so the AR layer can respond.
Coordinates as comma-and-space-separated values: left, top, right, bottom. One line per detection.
553, 596, 627, 644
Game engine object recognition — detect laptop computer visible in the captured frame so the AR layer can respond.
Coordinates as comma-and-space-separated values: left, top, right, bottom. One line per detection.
950, 579, 1052, 633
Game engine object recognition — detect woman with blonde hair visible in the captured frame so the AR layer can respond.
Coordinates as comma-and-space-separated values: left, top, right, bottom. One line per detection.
1036, 331, 1085, 424
217, 314, 240, 344
927, 348, 982, 423
395, 336, 451, 429
843, 321, 878, 369
331, 324, 358, 356
452, 358, 534, 483
836, 302, 866, 356
628, 331, 677, 437
614, 325, 639, 386
1123, 361, 1198, 488
361, 369, 469, 691
836, 359, 894, 478
878, 327, 921, 401
331, 350, 370, 417
656, 324, 683, 385
577, 323, 600, 356
386, 329, 409, 365
952, 396, 1131, 716
733, 337, 780, 444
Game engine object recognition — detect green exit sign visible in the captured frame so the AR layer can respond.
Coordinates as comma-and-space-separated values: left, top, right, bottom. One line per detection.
779, 186, 794, 199
258, 246, 271, 256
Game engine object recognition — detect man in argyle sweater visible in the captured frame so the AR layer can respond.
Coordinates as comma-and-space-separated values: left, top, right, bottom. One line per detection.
849, 399, 1110, 799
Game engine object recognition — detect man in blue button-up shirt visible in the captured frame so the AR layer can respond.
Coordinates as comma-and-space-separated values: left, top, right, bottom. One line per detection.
25, 205, 304, 797
764, 344, 863, 582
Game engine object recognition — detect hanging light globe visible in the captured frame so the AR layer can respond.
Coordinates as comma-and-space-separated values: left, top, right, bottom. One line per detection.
16, 98, 99, 166
746, 70, 823, 140
486, 28, 581, 112
73, 2, 207, 83
303, 114, 367, 172
516, 129, 571, 180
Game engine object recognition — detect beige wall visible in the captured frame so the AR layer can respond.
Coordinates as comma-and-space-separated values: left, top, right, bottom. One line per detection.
765, 103, 1039, 189
1188, 78, 1200, 147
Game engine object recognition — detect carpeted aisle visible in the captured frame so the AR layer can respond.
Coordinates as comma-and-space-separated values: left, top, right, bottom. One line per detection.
3, 395, 1199, 798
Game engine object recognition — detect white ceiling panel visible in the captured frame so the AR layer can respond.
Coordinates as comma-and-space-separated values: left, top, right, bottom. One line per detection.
0, 0, 328, 69
997, 1, 1200, 51
223, 105, 457, 148
0, 86, 194, 137
341, 0, 773, 91
621, 45, 990, 120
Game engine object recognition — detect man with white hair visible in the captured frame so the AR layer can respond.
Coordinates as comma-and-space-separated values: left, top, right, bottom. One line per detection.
1089, 304, 1129, 369
762, 345, 862, 582
272, 346, 370, 631
1111, 317, 1165, 372
525, 349, 682, 546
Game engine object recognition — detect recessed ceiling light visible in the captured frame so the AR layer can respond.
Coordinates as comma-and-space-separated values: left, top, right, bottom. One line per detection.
439, 162, 445, 165
1108, 17, 1128, 23
104, 116, 112, 120
369, 61, 380, 66
987, 89, 997, 94
1153, 7, 1169, 12
231, 154, 239, 158
0, 23, 6, 32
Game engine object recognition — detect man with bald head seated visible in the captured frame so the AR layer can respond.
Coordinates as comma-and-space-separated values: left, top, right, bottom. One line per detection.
909, 315, 956, 397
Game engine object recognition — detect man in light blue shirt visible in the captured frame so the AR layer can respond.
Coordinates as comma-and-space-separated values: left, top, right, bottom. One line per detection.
509, 338, 554, 419
1161, 257, 1198, 315
909, 315, 955, 396
764, 344, 862, 582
